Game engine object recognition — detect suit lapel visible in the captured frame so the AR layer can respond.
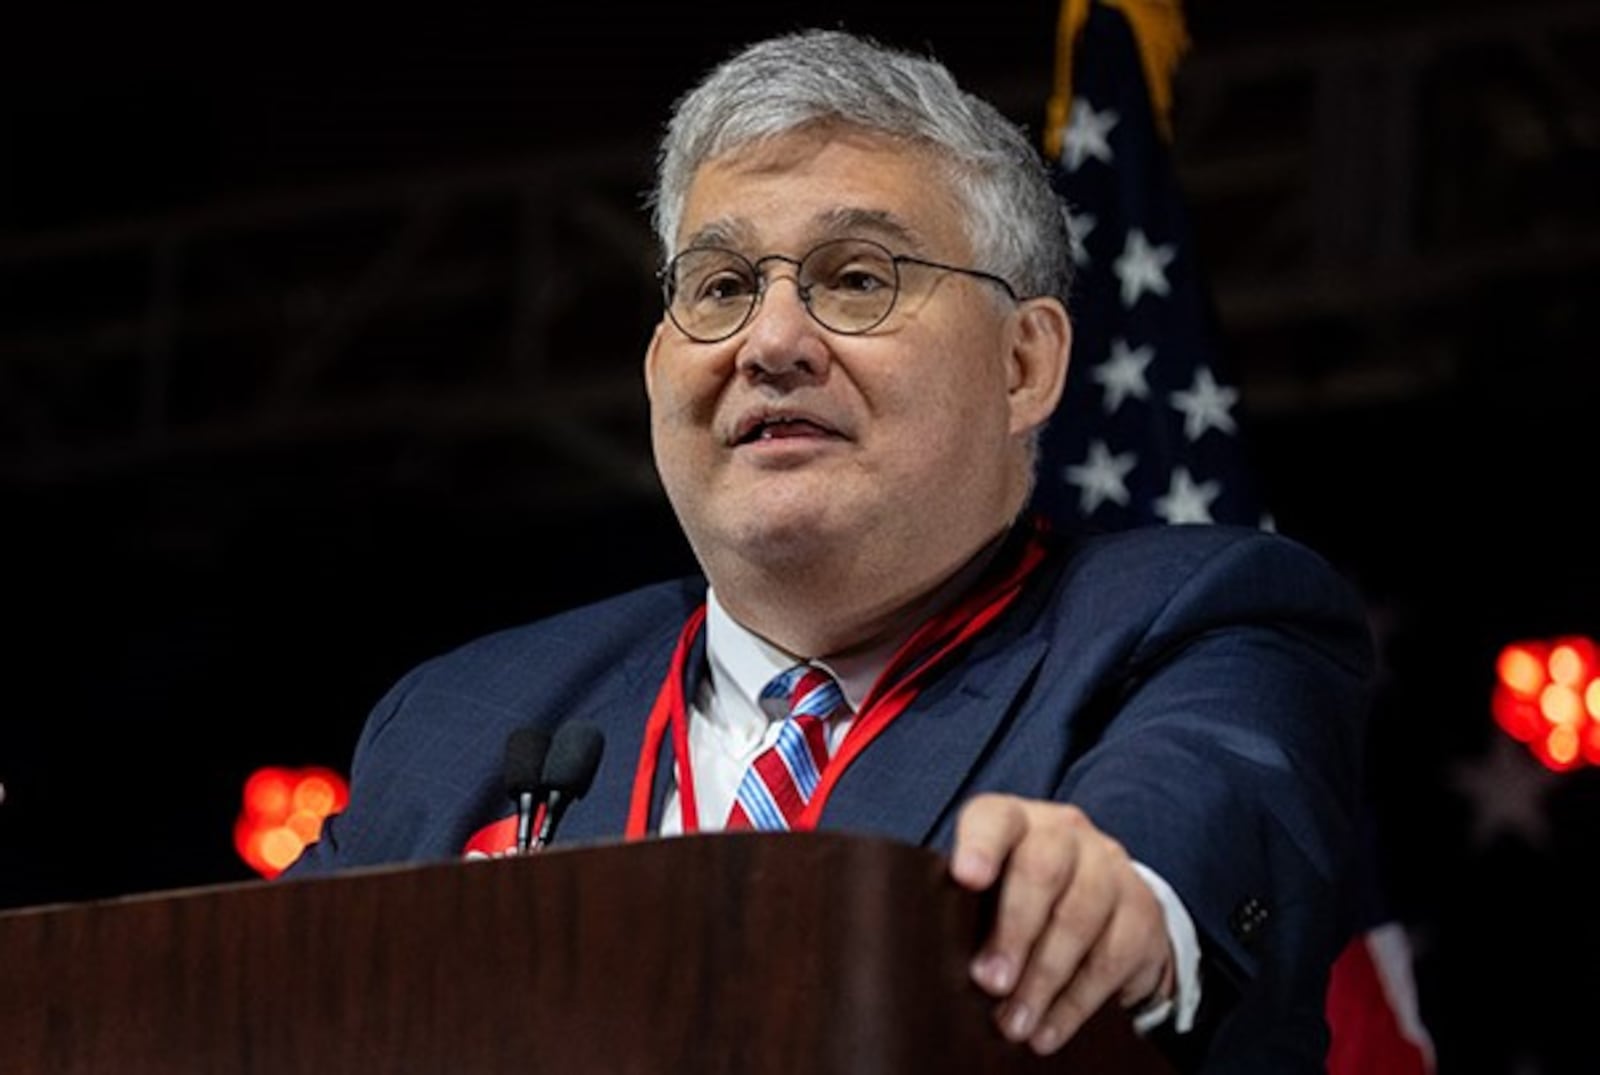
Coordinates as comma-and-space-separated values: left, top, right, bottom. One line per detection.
556, 623, 691, 843
817, 630, 1050, 848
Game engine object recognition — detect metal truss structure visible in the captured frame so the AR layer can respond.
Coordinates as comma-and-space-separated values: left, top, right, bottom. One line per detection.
2, 2, 1595, 505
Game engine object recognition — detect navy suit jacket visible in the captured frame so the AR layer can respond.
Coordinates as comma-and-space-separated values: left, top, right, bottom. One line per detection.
285, 523, 1373, 1073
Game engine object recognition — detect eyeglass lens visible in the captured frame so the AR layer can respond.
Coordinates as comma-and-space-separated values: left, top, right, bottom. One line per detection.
665, 238, 901, 342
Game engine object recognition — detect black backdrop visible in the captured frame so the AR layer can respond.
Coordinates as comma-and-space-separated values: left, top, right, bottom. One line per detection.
4, 4, 1599, 1072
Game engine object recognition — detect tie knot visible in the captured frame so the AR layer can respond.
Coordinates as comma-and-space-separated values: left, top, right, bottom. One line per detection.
730, 664, 844, 832
761, 664, 845, 723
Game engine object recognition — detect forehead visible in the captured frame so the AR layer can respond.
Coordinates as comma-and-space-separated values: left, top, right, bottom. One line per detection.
677, 127, 971, 257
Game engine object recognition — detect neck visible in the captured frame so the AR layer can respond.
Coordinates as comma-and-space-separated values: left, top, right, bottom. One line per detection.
709, 520, 1019, 659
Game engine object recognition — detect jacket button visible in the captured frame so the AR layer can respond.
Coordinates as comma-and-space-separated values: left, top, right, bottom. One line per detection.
1230, 896, 1270, 946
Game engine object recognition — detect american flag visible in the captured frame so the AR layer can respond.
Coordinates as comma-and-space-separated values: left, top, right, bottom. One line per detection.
1029, 1, 1266, 533
1028, 4, 1434, 1071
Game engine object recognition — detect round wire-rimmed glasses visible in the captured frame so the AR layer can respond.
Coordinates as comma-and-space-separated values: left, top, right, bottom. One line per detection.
658, 236, 1020, 343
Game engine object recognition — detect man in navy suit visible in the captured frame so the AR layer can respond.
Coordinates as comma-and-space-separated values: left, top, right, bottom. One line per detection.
284, 28, 1372, 1072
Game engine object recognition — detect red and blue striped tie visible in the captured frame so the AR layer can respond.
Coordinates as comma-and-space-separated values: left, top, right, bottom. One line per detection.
725, 665, 844, 831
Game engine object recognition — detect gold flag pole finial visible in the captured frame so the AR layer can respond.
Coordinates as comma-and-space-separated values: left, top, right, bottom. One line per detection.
1044, 0, 1191, 160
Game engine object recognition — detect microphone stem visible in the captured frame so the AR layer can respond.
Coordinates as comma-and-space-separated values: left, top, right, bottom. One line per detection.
515, 790, 536, 855
532, 791, 567, 851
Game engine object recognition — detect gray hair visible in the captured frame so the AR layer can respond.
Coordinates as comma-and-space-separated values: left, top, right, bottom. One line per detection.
648, 28, 1074, 307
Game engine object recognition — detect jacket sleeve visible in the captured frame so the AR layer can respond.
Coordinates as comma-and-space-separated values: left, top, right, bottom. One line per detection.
1058, 529, 1375, 1069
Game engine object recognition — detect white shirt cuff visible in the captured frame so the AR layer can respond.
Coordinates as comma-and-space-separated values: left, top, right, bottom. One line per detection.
1129, 861, 1202, 1035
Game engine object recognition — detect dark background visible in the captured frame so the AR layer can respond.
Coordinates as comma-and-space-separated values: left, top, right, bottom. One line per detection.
3, 3, 1598, 1072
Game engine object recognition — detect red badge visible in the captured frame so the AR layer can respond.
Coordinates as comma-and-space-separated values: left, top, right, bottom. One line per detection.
462, 815, 519, 860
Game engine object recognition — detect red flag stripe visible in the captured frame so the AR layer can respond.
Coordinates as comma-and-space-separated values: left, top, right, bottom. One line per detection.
1325, 925, 1436, 1075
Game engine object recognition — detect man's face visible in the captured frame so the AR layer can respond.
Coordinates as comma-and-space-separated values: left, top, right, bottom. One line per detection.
645, 127, 1056, 600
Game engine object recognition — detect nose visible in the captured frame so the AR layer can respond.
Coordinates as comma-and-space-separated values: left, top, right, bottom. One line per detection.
735, 272, 831, 383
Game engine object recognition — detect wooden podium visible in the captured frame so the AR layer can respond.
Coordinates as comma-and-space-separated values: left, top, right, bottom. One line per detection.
1, 831, 1176, 1073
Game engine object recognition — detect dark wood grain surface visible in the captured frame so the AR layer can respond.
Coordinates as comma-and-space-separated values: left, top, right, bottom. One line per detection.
1, 830, 1176, 1074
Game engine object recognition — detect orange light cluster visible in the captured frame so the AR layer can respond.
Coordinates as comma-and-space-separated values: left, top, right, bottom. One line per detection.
1493, 635, 1600, 772
234, 766, 350, 878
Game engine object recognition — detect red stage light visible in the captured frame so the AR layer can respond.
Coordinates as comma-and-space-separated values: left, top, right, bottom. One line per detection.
1497, 642, 1549, 699
1539, 682, 1584, 729
1548, 636, 1597, 687
1495, 636, 1600, 773
1491, 685, 1543, 742
235, 766, 350, 879
243, 767, 294, 822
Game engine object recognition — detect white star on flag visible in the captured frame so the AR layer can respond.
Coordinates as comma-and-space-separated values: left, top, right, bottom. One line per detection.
1063, 439, 1137, 515
1450, 736, 1559, 849
1061, 98, 1119, 172
1112, 228, 1175, 308
1066, 209, 1097, 266
1093, 338, 1155, 413
1169, 366, 1240, 441
1153, 466, 1221, 524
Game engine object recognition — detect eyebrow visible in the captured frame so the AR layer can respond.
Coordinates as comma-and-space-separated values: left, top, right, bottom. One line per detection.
811, 207, 925, 250
677, 207, 929, 255
679, 219, 752, 251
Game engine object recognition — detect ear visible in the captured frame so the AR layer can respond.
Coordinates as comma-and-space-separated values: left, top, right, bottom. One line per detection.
642, 320, 669, 404
1005, 296, 1071, 438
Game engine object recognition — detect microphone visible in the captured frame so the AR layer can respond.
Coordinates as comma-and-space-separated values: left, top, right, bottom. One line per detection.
502, 727, 552, 855
532, 720, 605, 851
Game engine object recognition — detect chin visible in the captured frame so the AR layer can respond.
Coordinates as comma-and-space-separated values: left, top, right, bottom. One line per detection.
695, 504, 853, 572
735, 513, 840, 558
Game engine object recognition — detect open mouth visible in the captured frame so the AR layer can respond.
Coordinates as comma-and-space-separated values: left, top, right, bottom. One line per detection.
739, 412, 838, 441
733, 415, 838, 446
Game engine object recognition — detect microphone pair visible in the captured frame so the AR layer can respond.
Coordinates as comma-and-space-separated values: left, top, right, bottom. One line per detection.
502, 722, 605, 854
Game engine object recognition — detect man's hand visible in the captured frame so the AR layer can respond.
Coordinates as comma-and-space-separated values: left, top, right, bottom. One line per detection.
951, 793, 1174, 1055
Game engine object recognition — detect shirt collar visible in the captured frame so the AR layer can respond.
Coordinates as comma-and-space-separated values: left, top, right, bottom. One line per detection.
705, 589, 888, 714
703, 526, 1006, 715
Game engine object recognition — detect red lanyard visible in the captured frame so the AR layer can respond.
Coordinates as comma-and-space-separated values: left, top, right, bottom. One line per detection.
624, 524, 1050, 839
626, 604, 707, 836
